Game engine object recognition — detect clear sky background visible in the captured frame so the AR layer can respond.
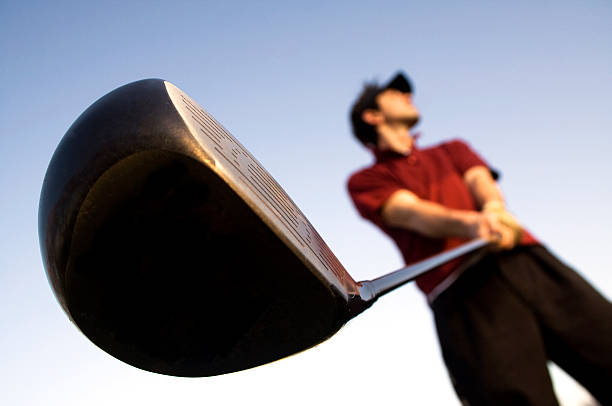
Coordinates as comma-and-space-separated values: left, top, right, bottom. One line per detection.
1, 1, 611, 405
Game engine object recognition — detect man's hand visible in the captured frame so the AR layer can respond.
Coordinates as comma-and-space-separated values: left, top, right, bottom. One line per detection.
485, 211, 519, 250
482, 200, 523, 246
463, 211, 514, 250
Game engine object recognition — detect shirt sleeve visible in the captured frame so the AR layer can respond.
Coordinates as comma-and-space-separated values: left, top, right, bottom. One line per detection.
347, 168, 403, 226
441, 139, 496, 178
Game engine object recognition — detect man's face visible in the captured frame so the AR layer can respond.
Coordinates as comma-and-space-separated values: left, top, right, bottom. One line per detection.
375, 88, 420, 128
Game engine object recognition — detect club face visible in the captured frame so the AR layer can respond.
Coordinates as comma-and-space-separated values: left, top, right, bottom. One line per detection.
39, 79, 365, 377
164, 82, 359, 301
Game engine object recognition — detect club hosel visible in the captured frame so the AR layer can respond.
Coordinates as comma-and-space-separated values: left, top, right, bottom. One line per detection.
345, 285, 377, 321
357, 281, 377, 302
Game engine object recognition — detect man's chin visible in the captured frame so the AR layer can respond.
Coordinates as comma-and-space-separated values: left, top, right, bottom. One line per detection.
406, 115, 420, 129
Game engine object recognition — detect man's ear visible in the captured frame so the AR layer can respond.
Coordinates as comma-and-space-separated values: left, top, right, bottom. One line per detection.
362, 109, 382, 126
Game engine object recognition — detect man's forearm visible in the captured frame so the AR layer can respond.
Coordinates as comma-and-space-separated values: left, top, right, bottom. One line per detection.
464, 165, 523, 247
381, 190, 483, 239
464, 166, 504, 209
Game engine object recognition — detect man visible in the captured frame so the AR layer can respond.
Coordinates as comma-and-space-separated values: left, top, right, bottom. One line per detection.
347, 72, 612, 405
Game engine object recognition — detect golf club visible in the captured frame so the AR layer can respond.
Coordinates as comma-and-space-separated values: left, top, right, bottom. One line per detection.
39, 79, 490, 377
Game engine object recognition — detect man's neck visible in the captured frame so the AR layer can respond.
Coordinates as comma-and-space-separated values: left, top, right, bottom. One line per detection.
377, 122, 414, 155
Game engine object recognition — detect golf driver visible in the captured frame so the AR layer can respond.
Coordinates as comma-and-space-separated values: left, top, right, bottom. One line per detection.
39, 79, 490, 377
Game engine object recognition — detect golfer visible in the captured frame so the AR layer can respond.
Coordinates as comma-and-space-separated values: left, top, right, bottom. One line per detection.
347, 72, 612, 405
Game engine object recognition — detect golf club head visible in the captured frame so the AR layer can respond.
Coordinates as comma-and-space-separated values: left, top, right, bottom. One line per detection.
39, 79, 372, 377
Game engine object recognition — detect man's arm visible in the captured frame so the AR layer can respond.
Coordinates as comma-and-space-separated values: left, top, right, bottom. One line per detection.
463, 165, 504, 209
463, 165, 522, 248
380, 189, 493, 240
380, 184, 517, 249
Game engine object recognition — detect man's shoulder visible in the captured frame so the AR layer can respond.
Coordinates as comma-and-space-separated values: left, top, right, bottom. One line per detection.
422, 138, 471, 153
347, 162, 391, 191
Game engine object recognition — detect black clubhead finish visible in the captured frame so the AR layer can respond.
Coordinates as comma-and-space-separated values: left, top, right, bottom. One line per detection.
39, 79, 370, 377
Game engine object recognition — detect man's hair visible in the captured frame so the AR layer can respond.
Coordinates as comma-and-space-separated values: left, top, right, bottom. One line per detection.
350, 83, 381, 147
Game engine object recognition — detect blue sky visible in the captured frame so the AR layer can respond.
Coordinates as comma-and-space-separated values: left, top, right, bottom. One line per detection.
1, 1, 611, 404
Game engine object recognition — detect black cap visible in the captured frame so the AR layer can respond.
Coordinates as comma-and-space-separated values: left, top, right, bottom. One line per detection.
385, 73, 413, 94
350, 72, 414, 146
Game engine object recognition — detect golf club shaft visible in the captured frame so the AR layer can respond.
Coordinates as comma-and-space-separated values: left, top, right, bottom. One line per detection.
357, 238, 491, 301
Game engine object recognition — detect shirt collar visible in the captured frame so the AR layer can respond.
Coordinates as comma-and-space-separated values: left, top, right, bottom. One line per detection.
373, 145, 420, 163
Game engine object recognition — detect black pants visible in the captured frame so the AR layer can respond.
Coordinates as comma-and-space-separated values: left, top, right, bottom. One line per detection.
432, 245, 612, 406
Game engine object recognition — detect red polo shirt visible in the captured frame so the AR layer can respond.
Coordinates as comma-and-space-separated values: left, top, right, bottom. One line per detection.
347, 139, 537, 295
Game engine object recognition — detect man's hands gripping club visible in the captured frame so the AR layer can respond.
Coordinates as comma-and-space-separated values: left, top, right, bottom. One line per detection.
481, 201, 523, 249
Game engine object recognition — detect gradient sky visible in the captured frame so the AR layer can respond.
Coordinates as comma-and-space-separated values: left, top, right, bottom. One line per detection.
1, 1, 611, 405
